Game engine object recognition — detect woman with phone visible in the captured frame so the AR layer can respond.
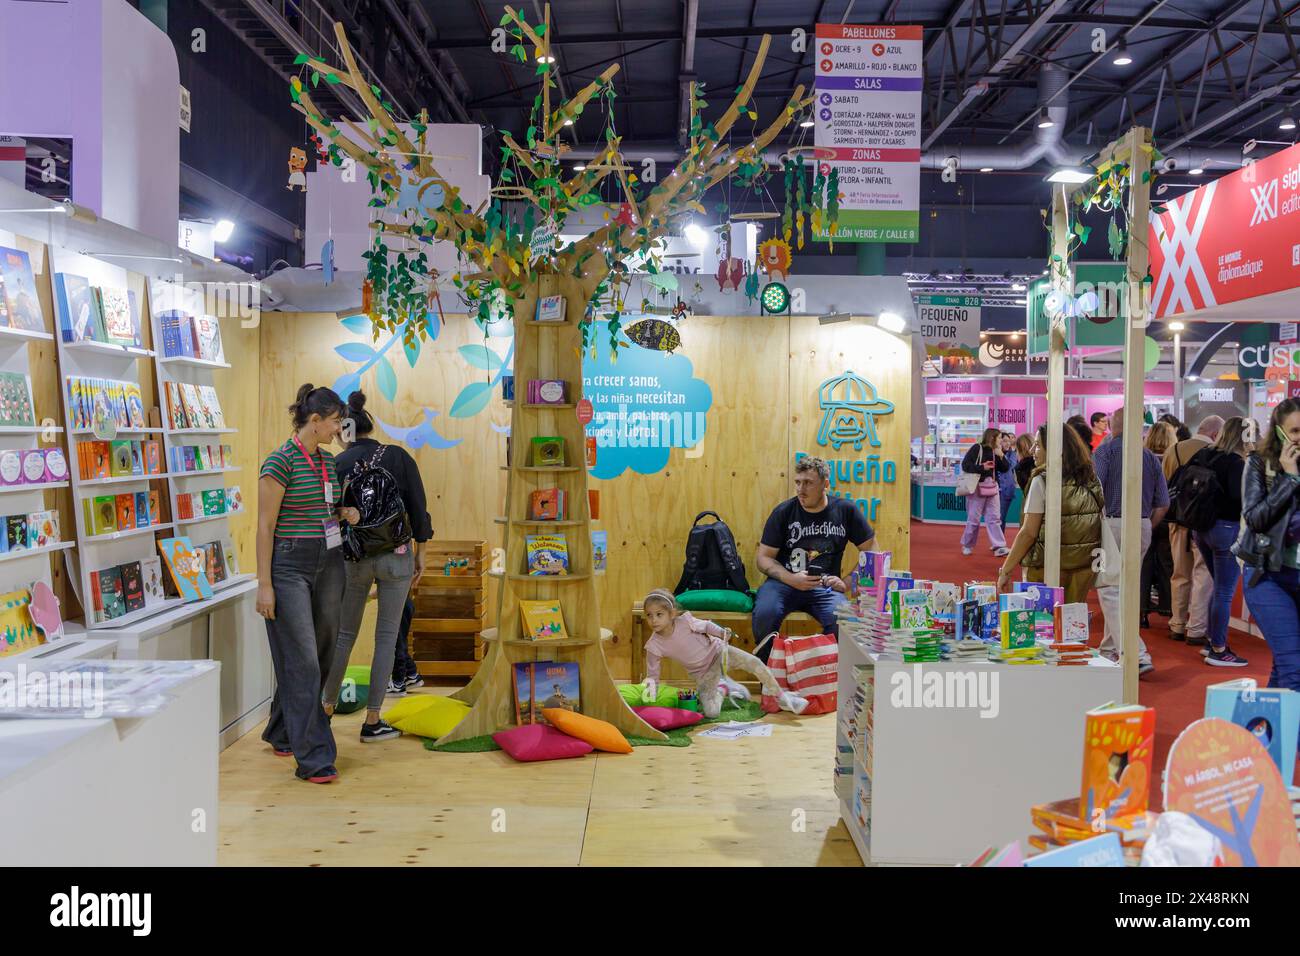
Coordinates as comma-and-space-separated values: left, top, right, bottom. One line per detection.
1238, 399, 1300, 691
959, 428, 1010, 557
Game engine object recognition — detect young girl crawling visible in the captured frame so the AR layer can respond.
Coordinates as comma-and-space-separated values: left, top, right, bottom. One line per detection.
641, 589, 808, 718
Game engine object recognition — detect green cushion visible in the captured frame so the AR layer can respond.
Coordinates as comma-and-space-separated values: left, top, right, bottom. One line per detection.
345, 664, 371, 685
334, 677, 369, 714
618, 681, 683, 708
674, 589, 755, 613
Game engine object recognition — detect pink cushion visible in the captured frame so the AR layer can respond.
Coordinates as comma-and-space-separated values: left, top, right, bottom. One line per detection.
492, 724, 594, 762
632, 706, 705, 731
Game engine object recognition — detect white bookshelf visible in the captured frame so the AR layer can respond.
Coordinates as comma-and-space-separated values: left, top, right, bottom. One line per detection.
147, 278, 243, 591
0, 228, 75, 663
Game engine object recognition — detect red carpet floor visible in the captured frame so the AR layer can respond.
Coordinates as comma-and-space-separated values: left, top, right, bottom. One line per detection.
907, 519, 1284, 804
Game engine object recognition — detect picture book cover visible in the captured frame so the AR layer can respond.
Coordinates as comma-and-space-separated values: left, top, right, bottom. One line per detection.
980, 601, 999, 638
108, 440, 132, 477
1054, 603, 1089, 643
965, 584, 996, 604
955, 598, 982, 641
129, 442, 144, 476
97, 567, 126, 621
134, 491, 150, 527
1023, 832, 1125, 868
149, 490, 162, 524
194, 315, 224, 363
157, 536, 213, 602
120, 560, 146, 613
90, 441, 111, 479
513, 660, 581, 725
513, 661, 541, 724
0, 371, 34, 427
529, 488, 564, 521
27, 510, 57, 548
115, 493, 135, 531
0, 246, 44, 332
0, 589, 42, 658
1013, 582, 1065, 611
91, 496, 117, 536
526, 534, 569, 575
202, 488, 226, 516
927, 582, 960, 618
158, 310, 191, 357
1081, 703, 1156, 821
144, 440, 161, 475
849, 550, 891, 597
877, 573, 914, 612
591, 530, 607, 574
531, 436, 565, 466
99, 287, 139, 346
998, 592, 1031, 611
0, 449, 20, 485
535, 294, 566, 322
54, 273, 101, 342
889, 588, 931, 629
5, 514, 26, 551
140, 556, 166, 606
123, 382, 146, 428
1205, 679, 1300, 784
999, 609, 1036, 650
529, 379, 568, 405
519, 599, 567, 640
20, 449, 44, 484
44, 448, 68, 482
224, 486, 243, 513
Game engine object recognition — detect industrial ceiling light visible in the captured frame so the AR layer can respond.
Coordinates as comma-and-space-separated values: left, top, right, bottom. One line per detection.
1281, 115, 1298, 131
563, 118, 574, 126
799, 113, 815, 128
684, 222, 708, 248
1189, 166, 1204, 175
1011, 282, 1026, 291
1169, 321, 1185, 331
979, 167, 993, 173
536, 52, 556, 63
574, 164, 586, 172
212, 219, 235, 243
1111, 38, 1132, 66
1036, 108, 1055, 129
1046, 167, 1092, 183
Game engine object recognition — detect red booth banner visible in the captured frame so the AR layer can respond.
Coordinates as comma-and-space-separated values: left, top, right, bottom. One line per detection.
1149, 140, 1300, 318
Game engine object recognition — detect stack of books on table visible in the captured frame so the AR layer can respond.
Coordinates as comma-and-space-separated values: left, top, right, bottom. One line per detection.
1028, 797, 1155, 865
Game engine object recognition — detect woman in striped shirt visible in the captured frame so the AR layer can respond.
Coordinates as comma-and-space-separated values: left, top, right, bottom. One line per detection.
256, 384, 359, 784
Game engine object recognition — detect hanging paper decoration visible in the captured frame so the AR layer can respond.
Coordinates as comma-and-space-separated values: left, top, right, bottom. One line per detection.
625, 318, 682, 353
287, 147, 308, 192
715, 257, 747, 292
743, 266, 760, 304
759, 238, 793, 281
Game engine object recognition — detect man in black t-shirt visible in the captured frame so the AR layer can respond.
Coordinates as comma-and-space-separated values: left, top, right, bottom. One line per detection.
752, 456, 874, 662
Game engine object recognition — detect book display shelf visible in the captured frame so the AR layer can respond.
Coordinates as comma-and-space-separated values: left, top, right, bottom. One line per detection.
442, 275, 662, 744
147, 278, 251, 602
0, 231, 75, 663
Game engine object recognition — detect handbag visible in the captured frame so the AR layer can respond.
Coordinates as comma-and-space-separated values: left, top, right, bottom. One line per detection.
759, 632, 838, 715
977, 476, 999, 497
956, 471, 981, 497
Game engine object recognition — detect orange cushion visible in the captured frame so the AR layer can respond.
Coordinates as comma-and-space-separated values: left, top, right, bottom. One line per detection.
541, 709, 633, 754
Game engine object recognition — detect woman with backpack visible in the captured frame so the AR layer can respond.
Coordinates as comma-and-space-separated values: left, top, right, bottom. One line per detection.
1140, 422, 1177, 628
959, 428, 1010, 557
1240, 399, 1300, 691
322, 391, 433, 741
1191, 416, 1252, 667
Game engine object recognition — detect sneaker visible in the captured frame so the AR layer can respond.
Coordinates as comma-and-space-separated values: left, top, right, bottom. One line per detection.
360, 719, 402, 742
386, 679, 408, 697
1186, 634, 1208, 647
301, 767, 339, 784
962, 547, 973, 556
993, 547, 1010, 557
404, 673, 424, 689
1168, 629, 1186, 642
1139, 660, 1155, 676
270, 746, 293, 757
1206, 647, 1249, 667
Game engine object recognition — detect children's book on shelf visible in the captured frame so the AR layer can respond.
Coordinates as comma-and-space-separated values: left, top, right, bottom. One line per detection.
97, 287, 140, 347
585, 436, 597, 467
149, 490, 162, 524
0, 450, 19, 484
194, 315, 224, 363
1080, 702, 1156, 820
527, 379, 568, 405
1054, 603, 1089, 643
519, 599, 568, 640
501, 375, 515, 402
525, 534, 570, 575
158, 309, 197, 357
998, 592, 1031, 611
889, 588, 931, 629
26, 510, 58, 548
5, 514, 26, 551
157, 536, 214, 602
225, 486, 243, 513
0, 371, 35, 427
134, 491, 150, 527
955, 598, 981, 641
110, 440, 133, 476
513, 660, 581, 725
92, 566, 127, 622
0, 246, 45, 332
1013, 582, 1064, 611
120, 560, 146, 613
1024, 832, 1125, 868
54, 273, 102, 342
1205, 679, 1300, 783
535, 294, 566, 322
115, 493, 135, 530
587, 489, 599, 519
44, 449, 68, 482
591, 530, 607, 573
140, 556, 166, 606
531, 436, 565, 467
999, 609, 1035, 650
528, 488, 565, 520
19, 450, 44, 484
88, 495, 116, 536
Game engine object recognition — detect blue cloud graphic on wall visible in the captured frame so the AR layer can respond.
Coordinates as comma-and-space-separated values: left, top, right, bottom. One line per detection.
585, 331, 712, 480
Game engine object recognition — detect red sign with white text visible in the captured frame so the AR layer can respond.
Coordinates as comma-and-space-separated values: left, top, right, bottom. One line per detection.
1149, 141, 1300, 318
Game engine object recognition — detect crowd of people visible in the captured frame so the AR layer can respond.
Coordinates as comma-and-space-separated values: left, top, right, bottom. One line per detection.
971, 404, 1300, 687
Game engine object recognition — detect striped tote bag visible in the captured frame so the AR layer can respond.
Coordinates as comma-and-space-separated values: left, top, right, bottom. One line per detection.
761, 632, 838, 715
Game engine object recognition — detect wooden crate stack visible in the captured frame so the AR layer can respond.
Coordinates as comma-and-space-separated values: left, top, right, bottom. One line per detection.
410, 540, 487, 677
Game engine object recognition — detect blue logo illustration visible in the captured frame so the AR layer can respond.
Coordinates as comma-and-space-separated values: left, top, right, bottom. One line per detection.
816, 370, 894, 450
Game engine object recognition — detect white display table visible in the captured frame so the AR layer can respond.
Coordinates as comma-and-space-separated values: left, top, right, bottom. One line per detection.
0, 663, 219, 865
836, 634, 1122, 865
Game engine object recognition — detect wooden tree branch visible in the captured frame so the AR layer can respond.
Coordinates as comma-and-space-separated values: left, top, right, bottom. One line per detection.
549, 64, 620, 137
501, 134, 541, 178
503, 5, 545, 51
711, 33, 772, 144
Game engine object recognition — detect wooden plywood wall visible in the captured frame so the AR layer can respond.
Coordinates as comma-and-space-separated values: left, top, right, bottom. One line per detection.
257, 311, 912, 679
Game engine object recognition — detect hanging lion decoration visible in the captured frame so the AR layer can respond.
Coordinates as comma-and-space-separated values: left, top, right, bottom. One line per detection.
758, 238, 792, 282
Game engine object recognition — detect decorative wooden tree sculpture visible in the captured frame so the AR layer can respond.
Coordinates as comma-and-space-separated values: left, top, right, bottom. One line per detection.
292, 7, 811, 744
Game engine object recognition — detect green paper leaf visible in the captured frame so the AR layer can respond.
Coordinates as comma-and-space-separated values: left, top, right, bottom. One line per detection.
404, 333, 422, 368
293, 53, 310, 65
325, 73, 341, 85
535, 22, 546, 36
311, 72, 319, 88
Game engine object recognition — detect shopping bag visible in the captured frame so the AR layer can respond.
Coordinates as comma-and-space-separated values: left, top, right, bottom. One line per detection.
955, 472, 980, 497
761, 632, 838, 715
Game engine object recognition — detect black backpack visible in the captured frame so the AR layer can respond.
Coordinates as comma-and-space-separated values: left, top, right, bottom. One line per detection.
1169, 447, 1223, 532
673, 511, 750, 594
340, 444, 412, 561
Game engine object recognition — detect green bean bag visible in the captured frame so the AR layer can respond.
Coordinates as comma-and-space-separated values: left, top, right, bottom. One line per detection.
674, 589, 755, 613
334, 664, 372, 714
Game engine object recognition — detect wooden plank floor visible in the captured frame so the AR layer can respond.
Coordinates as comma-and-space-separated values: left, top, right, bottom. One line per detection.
218, 684, 862, 867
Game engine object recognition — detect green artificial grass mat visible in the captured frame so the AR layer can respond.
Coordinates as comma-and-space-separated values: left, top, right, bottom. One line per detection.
424, 699, 767, 752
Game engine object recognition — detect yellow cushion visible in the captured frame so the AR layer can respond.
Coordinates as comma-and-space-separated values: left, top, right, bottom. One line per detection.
542, 709, 632, 754
382, 695, 439, 725
385, 696, 471, 739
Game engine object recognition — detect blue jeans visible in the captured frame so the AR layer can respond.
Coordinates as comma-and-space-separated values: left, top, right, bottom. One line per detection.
1000, 490, 1016, 527
751, 579, 849, 663
262, 537, 345, 778
1244, 566, 1300, 692
1196, 519, 1240, 651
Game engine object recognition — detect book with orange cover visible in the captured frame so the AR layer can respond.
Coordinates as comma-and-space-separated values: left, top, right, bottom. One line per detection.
529, 488, 564, 521
1080, 703, 1156, 821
